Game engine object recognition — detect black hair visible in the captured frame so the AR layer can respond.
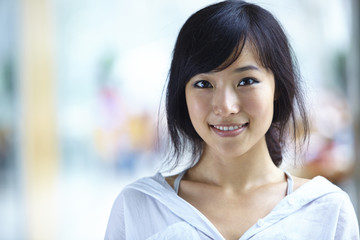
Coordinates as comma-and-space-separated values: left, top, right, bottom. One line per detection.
165, 0, 309, 169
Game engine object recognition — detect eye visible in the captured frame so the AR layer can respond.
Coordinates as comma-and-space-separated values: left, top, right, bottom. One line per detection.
193, 80, 213, 88
238, 77, 258, 86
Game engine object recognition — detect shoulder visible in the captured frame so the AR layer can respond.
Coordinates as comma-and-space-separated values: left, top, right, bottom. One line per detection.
113, 172, 178, 206
106, 173, 187, 239
117, 173, 167, 199
303, 177, 360, 238
292, 175, 353, 207
289, 176, 358, 229
109, 173, 174, 220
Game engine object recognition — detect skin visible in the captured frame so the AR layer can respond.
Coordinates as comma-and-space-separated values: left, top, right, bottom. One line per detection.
166, 43, 309, 240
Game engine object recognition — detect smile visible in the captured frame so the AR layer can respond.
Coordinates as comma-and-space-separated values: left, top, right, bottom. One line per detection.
210, 123, 248, 137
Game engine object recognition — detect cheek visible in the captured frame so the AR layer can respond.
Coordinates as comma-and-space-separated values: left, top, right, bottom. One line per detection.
186, 94, 208, 121
185, 90, 212, 132
245, 92, 274, 123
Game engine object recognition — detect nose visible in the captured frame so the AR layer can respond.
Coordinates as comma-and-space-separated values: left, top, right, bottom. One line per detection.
212, 87, 241, 116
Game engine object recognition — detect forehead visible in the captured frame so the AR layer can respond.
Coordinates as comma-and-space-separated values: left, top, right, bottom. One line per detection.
212, 41, 264, 73
235, 43, 261, 66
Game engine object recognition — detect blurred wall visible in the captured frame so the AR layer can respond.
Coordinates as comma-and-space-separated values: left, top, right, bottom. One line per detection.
349, 0, 360, 218
19, 0, 58, 239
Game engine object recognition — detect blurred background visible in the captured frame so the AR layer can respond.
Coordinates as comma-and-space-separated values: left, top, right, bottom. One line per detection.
0, 0, 359, 239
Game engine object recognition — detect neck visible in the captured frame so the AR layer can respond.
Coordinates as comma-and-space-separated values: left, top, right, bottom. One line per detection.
187, 139, 284, 193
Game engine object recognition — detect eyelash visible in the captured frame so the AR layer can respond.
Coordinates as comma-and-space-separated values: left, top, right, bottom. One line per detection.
193, 80, 213, 88
193, 78, 259, 88
238, 78, 259, 86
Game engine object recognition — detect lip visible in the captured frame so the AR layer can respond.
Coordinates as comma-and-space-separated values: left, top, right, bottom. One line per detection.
210, 123, 248, 137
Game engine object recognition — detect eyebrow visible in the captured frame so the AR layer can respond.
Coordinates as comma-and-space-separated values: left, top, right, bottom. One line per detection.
207, 65, 260, 75
233, 65, 260, 73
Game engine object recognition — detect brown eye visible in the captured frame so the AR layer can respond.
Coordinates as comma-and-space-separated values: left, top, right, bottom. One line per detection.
194, 80, 213, 88
238, 78, 258, 86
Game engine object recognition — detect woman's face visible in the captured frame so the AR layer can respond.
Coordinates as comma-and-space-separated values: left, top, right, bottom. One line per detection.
185, 43, 275, 159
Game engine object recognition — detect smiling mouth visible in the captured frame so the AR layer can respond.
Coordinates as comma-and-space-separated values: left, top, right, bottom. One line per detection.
211, 123, 249, 131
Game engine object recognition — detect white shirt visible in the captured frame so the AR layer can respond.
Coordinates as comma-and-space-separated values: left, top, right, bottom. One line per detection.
105, 172, 359, 239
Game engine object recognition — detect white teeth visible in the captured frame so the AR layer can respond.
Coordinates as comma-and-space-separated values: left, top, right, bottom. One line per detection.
213, 124, 246, 131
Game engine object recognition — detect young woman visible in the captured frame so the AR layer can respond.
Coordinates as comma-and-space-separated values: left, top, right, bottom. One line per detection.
105, 1, 359, 239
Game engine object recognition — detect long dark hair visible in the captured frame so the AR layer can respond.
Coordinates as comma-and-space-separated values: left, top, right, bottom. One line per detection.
165, 0, 309, 169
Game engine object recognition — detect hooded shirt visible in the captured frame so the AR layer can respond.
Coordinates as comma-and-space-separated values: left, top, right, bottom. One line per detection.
105, 172, 359, 240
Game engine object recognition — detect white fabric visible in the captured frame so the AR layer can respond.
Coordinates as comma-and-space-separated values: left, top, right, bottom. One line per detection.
105, 173, 360, 240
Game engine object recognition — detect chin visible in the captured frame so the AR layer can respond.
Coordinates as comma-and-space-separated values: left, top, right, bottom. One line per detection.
213, 147, 250, 159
